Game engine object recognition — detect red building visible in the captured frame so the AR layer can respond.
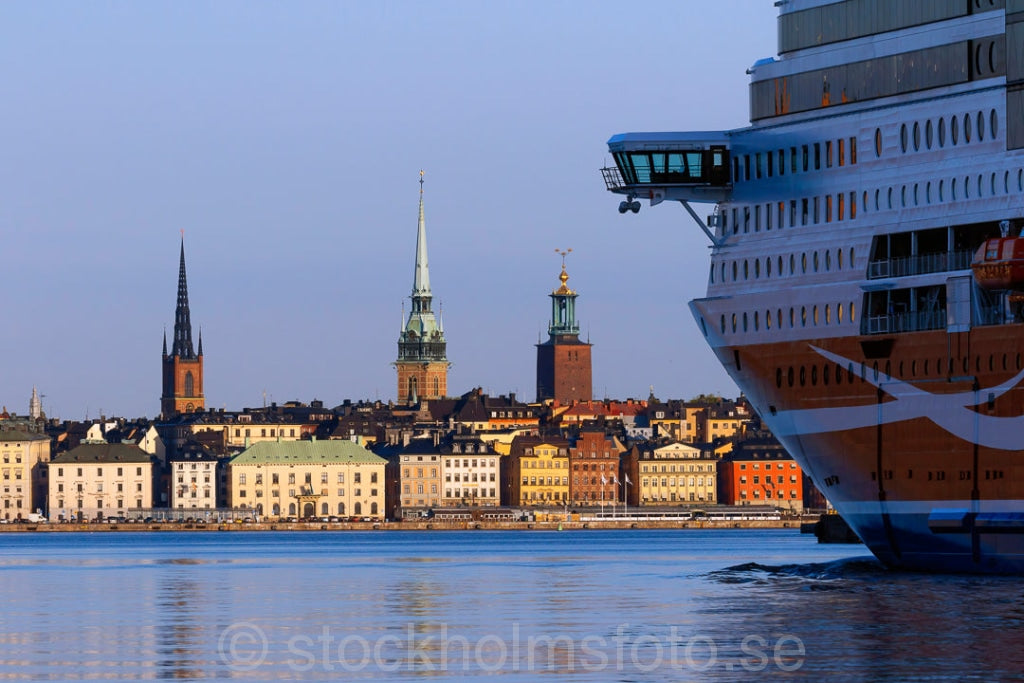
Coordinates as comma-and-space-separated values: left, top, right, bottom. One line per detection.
568, 427, 622, 505
536, 255, 592, 404
718, 437, 805, 512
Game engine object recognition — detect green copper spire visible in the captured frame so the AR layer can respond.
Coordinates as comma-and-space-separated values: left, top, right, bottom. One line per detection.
399, 172, 446, 360
549, 248, 580, 336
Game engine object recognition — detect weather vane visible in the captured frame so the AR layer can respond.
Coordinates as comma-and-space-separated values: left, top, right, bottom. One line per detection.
420, 169, 424, 193
555, 247, 572, 267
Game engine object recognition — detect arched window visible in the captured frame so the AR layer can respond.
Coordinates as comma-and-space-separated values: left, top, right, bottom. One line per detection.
338, 502, 345, 515
288, 503, 296, 515
354, 502, 362, 515
371, 502, 379, 515
408, 376, 418, 401
184, 371, 194, 397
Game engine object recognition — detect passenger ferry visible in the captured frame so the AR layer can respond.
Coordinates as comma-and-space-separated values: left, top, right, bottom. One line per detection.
603, 0, 1024, 572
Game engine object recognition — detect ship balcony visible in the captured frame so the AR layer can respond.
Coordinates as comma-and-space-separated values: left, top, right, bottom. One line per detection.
867, 250, 974, 279
603, 132, 732, 203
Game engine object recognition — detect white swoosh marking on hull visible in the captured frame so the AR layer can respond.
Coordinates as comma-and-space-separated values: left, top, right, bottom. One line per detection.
768, 346, 1024, 450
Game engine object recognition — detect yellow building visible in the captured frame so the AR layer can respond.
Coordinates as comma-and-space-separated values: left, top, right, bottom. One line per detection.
509, 437, 569, 506
228, 438, 386, 520
48, 442, 154, 521
630, 442, 717, 506
0, 430, 50, 521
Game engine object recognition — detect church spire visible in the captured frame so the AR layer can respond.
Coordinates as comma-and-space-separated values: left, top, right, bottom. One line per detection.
412, 170, 431, 299
172, 234, 195, 359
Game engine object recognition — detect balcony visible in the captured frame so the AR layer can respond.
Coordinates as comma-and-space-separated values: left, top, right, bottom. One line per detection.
867, 249, 973, 279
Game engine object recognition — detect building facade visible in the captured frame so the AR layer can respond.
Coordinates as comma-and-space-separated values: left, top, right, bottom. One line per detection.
0, 430, 50, 520
568, 428, 620, 505
227, 439, 387, 520
161, 237, 205, 416
626, 442, 718, 506
440, 435, 500, 507
169, 442, 220, 510
536, 254, 592, 404
395, 437, 443, 512
395, 173, 449, 404
48, 443, 154, 521
718, 441, 804, 512
506, 435, 570, 506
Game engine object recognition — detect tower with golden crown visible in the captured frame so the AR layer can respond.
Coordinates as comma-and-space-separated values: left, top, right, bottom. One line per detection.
536, 250, 592, 403
395, 173, 449, 404
161, 236, 205, 417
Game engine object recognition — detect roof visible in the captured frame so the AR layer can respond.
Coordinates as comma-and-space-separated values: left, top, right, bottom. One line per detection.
229, 439, 386, 466
51, 442, 152, 464
0, 430, 48, 442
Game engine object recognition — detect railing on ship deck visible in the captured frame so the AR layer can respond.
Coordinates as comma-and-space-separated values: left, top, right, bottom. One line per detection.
867, 249, 973, 279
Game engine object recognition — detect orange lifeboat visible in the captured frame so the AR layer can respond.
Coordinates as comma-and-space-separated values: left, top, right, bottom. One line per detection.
971, 237, 1024, 290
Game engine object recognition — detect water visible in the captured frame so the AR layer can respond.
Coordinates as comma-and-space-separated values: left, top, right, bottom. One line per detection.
0, 529, 1021, 680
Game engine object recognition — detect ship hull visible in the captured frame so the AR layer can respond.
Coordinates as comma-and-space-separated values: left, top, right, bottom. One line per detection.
691, 313, 1024, 572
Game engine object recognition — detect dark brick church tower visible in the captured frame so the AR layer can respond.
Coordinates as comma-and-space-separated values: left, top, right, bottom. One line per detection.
161, 236, 204, 417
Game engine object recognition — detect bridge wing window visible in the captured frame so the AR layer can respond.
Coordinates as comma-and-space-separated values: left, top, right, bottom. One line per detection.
613, 149, 726, 186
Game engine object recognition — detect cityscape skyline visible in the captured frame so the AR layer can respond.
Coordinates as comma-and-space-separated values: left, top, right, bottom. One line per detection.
0, 1, 778, 419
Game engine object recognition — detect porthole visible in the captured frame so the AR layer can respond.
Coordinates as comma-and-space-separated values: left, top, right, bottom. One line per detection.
850, 247, 855, 267
731, 313, 737, 333
743, 312, 748, 332
800, 366, 806, 387
978, 174, 983, 197
789, 254, 795, 275
812, 305, 819, 325
838, 302, 844, 322
874, 188, 880, 211
887, 187, 893, 209
801, 306, 807, 327
991, 109, 999, 138
901, 185, 907, 207
965, 175, 970, 199
873, 362, 879, 382
977, 111, 985, 141
811, 365, 818, 386
776, 368, 783, 388
989, 43, 996, 75
721, 315, 726, 334
732, 261, 738, 281
848, 362, 855, 383
862, 190, 868, 214
825, 250, 831, 271
789, 308, 795, 328
721, 262, 726, 282
801, 253, 807, 273
838, 249, 844, 270
925, 120, 933, 149
1005, 170, 1010, 194
913, 183, 919, 206
777, 255, 783, 276
952, 115, 959, 144
777, 309, 782, 329
850, 300, 856, 322
751, 259, 757, 279
952, 177, 958, 200
753, 311, 758, 331
875, 128, 882, 157
1018, 169, 1023, 192
813, 252, 819, 272
766, 258, 771, 277
765, 309, 771, 329
938, 117, 945, 147
964, 113, 972, 143
900, 124, 908, 153
911, 360, 917, 377
924, 359, 929, 375
787, 367, 794, 387
899, 361, 905, 377
991, 172, 997, 196
885, 360, 891, 379
825, 304, 831, 324
963, 357, 969, 374
709, 265, 715, 284
939, 179, 945, 201
912, 121, 921, 150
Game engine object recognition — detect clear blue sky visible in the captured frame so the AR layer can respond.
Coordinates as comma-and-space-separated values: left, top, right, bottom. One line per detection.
0, 1, 778, 420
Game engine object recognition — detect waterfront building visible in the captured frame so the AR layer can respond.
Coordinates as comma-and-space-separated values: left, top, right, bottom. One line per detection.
440, 434, 500, 507
390, 437, 443, 513
169, 442, 220, 510
717, 440, 804, 513
505, 435, 570, 506
568, 427, 621, 506
395, 172, 449, 404
536, 252, 592, 403
625, 441, 718, 506
161, 237, 205, 417
48, 442, 154, 521
227, 438, 386, 519
0, 430, 50, 521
